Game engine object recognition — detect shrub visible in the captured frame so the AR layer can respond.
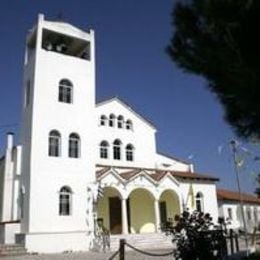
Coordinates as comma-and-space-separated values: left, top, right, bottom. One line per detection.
167, 211, 227, 260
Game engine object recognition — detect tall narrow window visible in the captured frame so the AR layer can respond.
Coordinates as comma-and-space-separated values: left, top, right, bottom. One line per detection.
109, 114, 115, 127
113, 139, 121, 160
126, 144, 134, 161
247, 208, 251, 220
117, 115, 124, 129
48, 130, 61, 157
227, 208, 233, 220
58, 79, 73, 103
125, 120, 133, 130
100, 141, 109, 159
100, 115, 107, 126
69, 133, 80, 158
195, 192, 204, 212
59, 186, 72, 216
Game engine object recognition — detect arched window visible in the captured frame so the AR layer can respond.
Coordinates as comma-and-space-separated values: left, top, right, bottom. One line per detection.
126, 144, 134, 161
69, 133, 80, 158
195, 192, 204, 212
125, 119, 133, 130
100, 141, 109, 159
113, 139, 122, 160
58, 79, 73, 104
117, 115, 124, 129
48, 130, 61, 157
59, 186, 72, 216
100, 115, 107, 126
109, 114, 115, 127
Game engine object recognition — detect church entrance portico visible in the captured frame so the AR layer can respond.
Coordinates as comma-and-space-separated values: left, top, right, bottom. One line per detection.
96, 187, 123, 234
159, 189, 180, 230
128, 188, 156, 234
96, 166, 183, 235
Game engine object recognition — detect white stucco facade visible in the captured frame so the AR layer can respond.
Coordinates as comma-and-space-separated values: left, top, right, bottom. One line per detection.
1, 14, 255, 254
217, 189, 260, 233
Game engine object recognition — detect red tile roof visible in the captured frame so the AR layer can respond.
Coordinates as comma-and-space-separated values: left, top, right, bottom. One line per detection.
119, 169, 141, 180
96, 166, 111, 178
217, 189, 260, 204
96, 165, 219, 182
171, 171, 219, 181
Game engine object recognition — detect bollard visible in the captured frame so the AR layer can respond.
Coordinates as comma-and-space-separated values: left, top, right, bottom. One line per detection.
119, 239, 125, 260
235, 233, 239, 252
230, 229, 234, 254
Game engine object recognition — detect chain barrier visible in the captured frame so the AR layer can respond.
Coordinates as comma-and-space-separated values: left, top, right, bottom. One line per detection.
125, 242, 175, 257
108, 249, 120, 260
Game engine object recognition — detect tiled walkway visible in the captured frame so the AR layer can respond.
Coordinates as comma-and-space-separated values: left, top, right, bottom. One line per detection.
0, 249, 174, 260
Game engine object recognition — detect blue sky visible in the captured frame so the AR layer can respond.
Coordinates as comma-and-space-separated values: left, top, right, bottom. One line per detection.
0, 0, 258, 193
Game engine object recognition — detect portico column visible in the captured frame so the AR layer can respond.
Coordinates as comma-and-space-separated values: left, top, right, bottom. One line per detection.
121, 198, 128, 234
154, 199, 161, 232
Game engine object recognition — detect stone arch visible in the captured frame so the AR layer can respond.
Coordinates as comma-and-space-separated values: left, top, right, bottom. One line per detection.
159, 189, 180, 227
97, 186, 123, 234
128, 188, 156, 234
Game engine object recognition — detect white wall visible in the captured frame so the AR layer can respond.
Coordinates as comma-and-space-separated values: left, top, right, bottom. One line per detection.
180, 181, 219, 223
96, 99, 157, 168
19, 15, 97, 252
0, 159, 4, 220
218, 201, 260, 232
155, 153, 191, 172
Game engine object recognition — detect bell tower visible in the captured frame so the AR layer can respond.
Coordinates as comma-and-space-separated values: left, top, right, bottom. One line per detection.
20, 14, 96, 252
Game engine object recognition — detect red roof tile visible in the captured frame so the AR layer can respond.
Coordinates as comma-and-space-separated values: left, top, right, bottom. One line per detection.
150, 171, 168, 181
96, 165, 219, 182
217, 189, 260, 204
171, 171, 219, 181
119, 169, 141, 180
96, 166, 111, 178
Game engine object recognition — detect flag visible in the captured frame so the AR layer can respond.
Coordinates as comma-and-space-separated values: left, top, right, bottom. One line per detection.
217, 145, 223, 154
235, 156, 244, 168
187, 154, 194, 160
188, 183, 195, 209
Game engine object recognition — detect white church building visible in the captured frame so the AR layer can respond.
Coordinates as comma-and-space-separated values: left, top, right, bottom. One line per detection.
0, 14, 259, 253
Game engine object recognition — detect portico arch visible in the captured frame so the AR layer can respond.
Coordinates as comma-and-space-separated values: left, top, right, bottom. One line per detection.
159, 189, 180, 227
128, 188, 156, 234
97, 186, 123, 234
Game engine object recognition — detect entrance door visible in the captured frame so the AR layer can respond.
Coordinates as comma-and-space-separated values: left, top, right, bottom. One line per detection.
159, 201, 167, 226
109, 197, 122, 234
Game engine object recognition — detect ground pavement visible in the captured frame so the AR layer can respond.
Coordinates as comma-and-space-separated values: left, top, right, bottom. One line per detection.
0, 248, 174, 260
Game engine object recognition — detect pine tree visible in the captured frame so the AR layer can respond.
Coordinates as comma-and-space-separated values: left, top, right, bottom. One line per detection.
167, 0, 260, 140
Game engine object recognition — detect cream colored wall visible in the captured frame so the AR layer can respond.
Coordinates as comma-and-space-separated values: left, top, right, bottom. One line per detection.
97, 188, 120, 230
160, 191, 180, 222
129, 189, 155, 233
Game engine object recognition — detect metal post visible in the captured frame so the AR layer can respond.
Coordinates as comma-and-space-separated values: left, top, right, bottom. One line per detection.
230, 229, 234, 254
235, 233, 239, 252
119, 239, 125, 260
230, 140, 249, 255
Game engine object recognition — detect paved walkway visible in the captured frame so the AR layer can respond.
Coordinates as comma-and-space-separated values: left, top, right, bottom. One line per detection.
0, 249, 174, 260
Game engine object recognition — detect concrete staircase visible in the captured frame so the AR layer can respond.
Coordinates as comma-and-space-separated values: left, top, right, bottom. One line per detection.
0, 244, 27, 257
109, 233, 174, 252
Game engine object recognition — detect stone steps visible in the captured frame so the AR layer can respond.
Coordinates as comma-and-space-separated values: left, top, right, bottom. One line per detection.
109, 233, 174, 252
0, 244, 27, 256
